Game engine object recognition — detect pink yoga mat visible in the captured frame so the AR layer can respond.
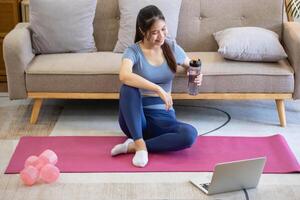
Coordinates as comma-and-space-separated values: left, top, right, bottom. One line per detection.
5, 134, 300, 174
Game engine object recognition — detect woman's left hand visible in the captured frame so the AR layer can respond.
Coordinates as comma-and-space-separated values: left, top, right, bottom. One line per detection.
187, 72, 203, 86
195, 73, 203, 86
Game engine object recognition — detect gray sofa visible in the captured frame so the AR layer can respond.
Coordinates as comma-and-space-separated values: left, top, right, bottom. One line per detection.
3, 0, 300, 126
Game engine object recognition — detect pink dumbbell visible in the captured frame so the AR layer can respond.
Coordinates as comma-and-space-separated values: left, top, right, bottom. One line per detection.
20, 165, 39, 186
24, 155, 39, 168
39, 164, 60, 183
24, 149, 58, 170
20, 149, 60, 186
39, 149, 58, 165
20, 164, 60, 186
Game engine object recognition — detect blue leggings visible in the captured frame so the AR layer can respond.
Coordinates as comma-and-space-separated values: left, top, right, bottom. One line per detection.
118, 84, 198, 152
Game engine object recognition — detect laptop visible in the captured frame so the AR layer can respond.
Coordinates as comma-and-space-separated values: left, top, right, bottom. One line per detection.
190, 157, 266, 195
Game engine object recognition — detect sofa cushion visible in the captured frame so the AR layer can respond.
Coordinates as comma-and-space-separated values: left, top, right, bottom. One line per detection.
26, 52, 294, 76
213, 27, 288, 62
186, 52, 293, 76
113, 0, 182, 53
26, 52, 123, 75
29, 0, 97, 54
25, 52, 294, 93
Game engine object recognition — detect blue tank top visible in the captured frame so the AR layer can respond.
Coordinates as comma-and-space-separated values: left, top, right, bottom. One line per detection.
122, 39, 187, 96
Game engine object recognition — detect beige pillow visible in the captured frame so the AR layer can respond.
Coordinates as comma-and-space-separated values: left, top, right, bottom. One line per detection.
213, 27, 288, 62
29, 0, 97, 54
114, 0, 182, 53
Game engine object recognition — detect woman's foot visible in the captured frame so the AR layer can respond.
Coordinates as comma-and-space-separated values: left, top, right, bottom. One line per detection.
132, 150, 148, 167
111, 138, 134, 156
132, 139, 148, 167
111, 138, 148, 167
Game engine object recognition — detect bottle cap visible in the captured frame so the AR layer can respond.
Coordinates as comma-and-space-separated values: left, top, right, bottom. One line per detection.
189, 59, 201, 67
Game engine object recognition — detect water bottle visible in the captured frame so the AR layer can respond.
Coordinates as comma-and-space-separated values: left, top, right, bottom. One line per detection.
188, 59, 201, 96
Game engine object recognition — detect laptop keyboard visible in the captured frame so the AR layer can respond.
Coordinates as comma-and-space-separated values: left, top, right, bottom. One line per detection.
202, 183, 210, 190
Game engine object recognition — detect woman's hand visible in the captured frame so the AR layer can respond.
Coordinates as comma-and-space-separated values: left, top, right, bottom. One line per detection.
187, 72, 203, 86
195, 73, 203, 86
156, 86, 173, 111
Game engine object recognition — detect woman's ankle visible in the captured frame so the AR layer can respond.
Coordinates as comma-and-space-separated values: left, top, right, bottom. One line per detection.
134, 138, 147, 152
127, 142, 136, 153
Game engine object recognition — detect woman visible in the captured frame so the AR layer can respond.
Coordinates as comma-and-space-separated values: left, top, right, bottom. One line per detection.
111, 5, 203, 167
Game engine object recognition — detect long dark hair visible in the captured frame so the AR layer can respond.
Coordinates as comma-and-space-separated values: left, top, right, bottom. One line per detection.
135, 5, 177, 73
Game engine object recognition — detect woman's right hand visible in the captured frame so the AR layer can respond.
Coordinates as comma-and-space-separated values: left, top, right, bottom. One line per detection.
156, 86, 173, 111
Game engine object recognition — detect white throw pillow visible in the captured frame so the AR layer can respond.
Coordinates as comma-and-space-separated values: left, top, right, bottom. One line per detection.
114, 0, 182, 53
213, 27, 288, 62
29, 0, 97, 54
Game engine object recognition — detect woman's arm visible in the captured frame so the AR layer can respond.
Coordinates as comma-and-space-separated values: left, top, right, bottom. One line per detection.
119, 58, 173, 110
119, 58, 160, 92
173, 41, 203, 86
182, 57, 191, 69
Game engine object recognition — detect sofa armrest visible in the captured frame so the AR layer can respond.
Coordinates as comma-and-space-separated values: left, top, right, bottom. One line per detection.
283, 22, 300, 100
3, 23, 35, 99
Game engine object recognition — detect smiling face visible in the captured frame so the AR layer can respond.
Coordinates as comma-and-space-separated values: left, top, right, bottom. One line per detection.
144, 19, 168, 46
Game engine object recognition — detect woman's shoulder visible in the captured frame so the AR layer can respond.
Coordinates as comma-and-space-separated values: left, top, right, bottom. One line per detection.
165, 37, 187, 64
123, 43, 141, 63
165, 37, 175, 45
164, 37, 180, 51
124, 43, 140, 54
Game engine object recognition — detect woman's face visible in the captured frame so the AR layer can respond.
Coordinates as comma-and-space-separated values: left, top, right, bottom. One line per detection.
145, 19, 168, 46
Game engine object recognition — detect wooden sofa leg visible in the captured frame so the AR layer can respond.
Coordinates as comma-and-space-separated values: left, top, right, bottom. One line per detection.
30, 98, 43, 124
275, 99, 286, 127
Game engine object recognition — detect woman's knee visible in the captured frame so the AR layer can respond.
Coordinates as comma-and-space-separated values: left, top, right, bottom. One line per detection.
181, 124, 198, 147
119, 84, 142, 110
120, 84, 139, 97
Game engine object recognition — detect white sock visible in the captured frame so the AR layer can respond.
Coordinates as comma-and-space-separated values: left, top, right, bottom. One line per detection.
132, 150, 148, 167
111, 138, 134, 156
